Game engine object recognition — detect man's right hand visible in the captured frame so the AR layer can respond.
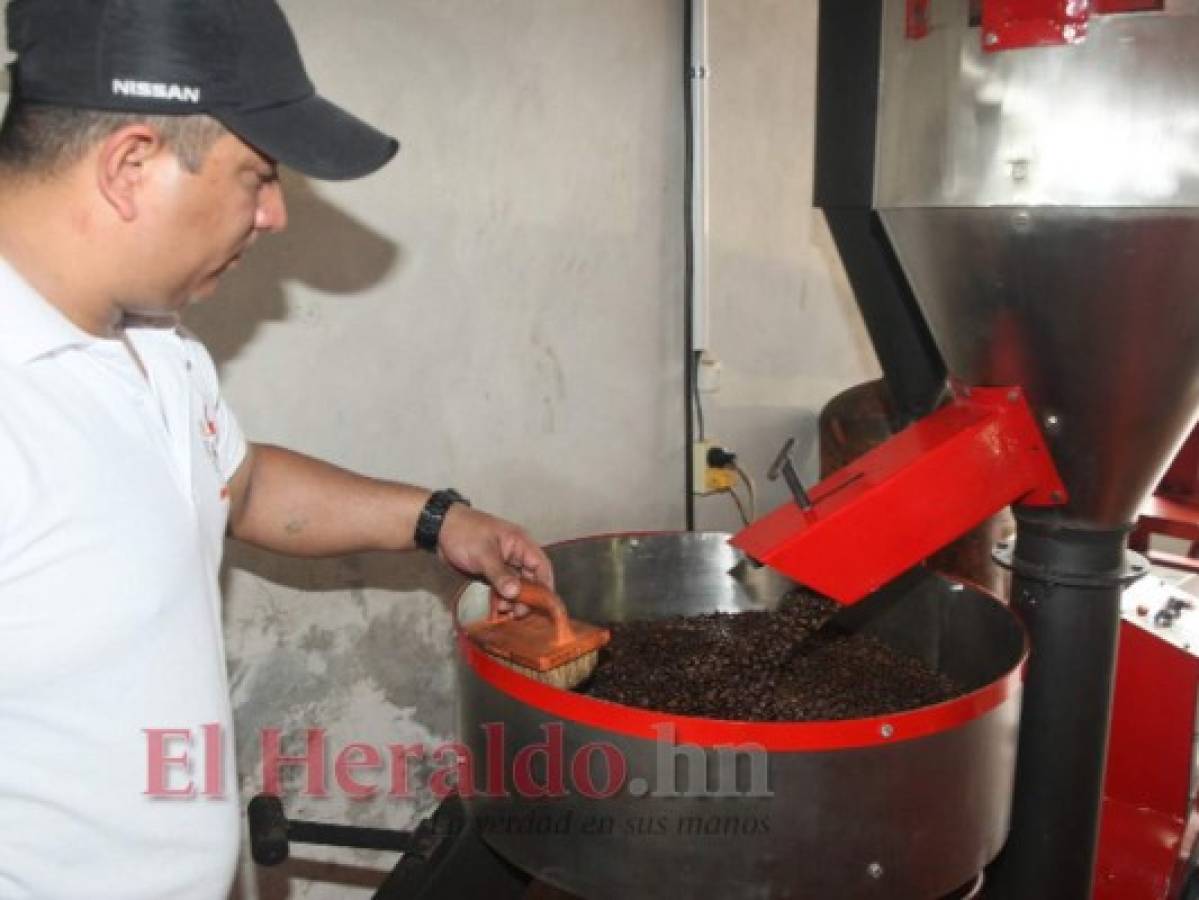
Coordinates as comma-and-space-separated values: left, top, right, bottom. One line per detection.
437, 504, 554, 605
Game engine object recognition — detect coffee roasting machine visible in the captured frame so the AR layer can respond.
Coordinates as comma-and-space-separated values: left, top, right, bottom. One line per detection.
249, 1, 1199, 897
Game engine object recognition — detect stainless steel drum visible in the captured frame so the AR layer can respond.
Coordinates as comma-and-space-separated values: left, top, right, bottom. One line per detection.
455, 533, 1026, 900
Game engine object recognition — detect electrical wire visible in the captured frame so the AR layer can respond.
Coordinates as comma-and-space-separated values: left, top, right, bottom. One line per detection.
692, 350, 706, 441
682, 0, 696, 531
733, 461, 756, 521
724, 484, 751, 527
722, 461, 756, 527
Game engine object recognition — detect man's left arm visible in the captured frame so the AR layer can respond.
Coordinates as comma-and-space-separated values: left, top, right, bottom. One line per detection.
225, 443, 552, 599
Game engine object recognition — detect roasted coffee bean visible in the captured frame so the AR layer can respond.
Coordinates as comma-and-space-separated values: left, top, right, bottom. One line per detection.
581, 590, 962, 721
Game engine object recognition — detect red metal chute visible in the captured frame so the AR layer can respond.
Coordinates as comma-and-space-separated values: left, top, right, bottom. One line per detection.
732, 386, 1066, 604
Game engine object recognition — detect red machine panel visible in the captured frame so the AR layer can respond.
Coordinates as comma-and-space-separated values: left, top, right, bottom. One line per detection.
1097, 615, 1199, 900
982, 0, 1090, 51
905, 0, 1163, 51
908, 0, 932, 38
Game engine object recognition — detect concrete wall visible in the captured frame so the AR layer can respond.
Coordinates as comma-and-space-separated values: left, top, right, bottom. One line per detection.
700, 1, 879, 533
2, 1, 876, 896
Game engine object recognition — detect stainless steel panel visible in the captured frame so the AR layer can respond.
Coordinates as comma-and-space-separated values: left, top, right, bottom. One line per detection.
456, 534, 1025, 900
880, 207, 1199, 525
874, 1, 1199, 525
877, 0, 1199, 209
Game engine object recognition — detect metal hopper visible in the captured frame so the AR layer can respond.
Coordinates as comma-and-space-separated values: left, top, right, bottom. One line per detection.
876, 0, 1199, 528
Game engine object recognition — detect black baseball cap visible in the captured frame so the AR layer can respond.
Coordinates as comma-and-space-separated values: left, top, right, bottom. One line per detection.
5, 0, 399, 180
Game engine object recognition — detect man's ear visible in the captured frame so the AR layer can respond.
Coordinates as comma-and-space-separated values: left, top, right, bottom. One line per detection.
96, 124, 166, 222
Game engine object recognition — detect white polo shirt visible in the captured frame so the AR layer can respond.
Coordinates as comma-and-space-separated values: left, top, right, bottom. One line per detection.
0, 258, 246, 899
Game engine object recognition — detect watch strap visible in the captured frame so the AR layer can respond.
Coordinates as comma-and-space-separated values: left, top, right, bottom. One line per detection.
414, 489, 469, 552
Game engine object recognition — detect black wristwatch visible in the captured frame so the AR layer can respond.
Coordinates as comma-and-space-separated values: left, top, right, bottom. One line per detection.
414, 489, 470, 552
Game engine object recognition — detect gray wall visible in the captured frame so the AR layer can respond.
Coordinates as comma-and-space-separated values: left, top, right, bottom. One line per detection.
2, 1, 877, 896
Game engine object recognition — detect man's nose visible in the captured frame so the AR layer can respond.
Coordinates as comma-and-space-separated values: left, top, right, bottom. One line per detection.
255, 181, 288, 233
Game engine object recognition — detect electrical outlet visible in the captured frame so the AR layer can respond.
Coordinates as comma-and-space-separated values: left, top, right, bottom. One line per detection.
692, 440, 737, 495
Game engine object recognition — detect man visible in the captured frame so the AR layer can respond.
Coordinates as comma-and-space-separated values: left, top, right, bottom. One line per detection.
0, 1, 551, 897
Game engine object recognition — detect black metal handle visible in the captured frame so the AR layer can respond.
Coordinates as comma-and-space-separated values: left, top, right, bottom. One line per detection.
768, 437, 813, 510
248, 793, 413, 867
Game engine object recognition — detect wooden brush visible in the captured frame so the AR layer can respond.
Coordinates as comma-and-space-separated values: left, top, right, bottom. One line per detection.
466, 580, 609, 690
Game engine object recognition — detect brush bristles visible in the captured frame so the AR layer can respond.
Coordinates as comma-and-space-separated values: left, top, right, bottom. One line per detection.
497, 649, 600, 690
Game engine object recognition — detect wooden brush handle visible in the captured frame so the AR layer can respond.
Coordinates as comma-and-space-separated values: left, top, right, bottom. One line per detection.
490, 581, 574, 646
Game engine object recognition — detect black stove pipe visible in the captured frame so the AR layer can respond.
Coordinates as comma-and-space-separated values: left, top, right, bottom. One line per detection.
814, 0, 946, 427
986, 510, 1130, 899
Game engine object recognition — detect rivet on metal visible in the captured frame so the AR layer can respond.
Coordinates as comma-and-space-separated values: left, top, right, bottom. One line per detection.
984, 32, 999, 46
868, 862, 885, 879
880, 724, 895, 739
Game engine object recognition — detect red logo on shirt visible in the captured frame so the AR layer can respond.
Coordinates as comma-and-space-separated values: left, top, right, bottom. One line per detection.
200, 404, 228, 502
